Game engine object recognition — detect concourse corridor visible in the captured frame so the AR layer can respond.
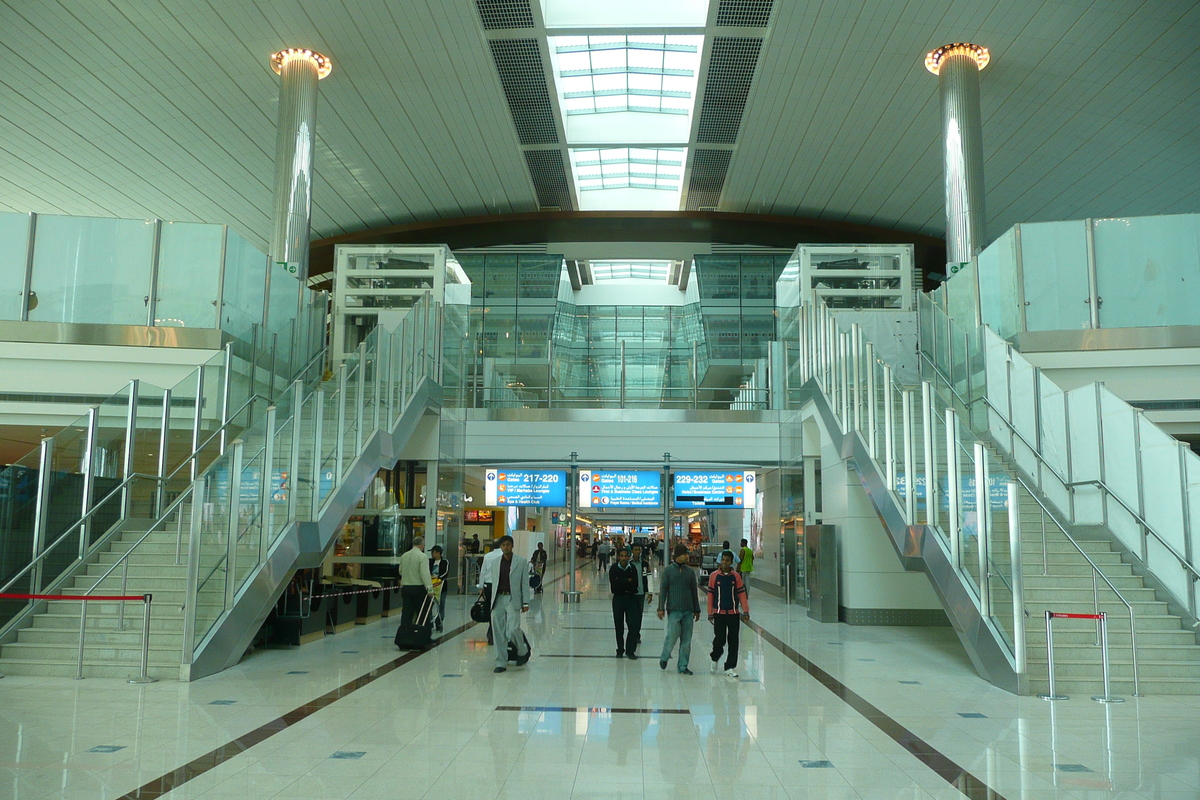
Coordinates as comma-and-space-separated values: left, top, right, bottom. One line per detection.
1, 558, 1197, 800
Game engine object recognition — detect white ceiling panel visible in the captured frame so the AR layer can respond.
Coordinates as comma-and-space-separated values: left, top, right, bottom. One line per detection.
0, 0, 1193, 254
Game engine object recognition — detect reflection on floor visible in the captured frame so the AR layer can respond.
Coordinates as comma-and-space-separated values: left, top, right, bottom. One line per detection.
2, 558, 1199, 799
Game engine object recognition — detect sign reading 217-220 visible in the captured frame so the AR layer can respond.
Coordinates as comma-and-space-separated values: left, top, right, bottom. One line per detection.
484, 469, 567, 507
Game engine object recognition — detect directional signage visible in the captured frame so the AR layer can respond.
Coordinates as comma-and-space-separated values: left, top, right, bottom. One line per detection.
484, 469, 567, 507
578, 470, 661, 508
673, 470, 757, 509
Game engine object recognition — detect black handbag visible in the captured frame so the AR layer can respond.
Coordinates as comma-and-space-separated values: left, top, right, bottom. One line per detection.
470, 585, 491, 623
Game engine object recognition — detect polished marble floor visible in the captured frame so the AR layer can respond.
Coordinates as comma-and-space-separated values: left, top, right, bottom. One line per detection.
2, 559, 1199, 800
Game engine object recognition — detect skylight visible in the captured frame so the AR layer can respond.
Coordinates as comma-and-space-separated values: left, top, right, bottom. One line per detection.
569, 147, 688, 210
541, 0, 710, 29
589, 260, 673, 282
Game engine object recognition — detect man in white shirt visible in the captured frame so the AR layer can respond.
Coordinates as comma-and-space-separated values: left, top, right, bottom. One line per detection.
397, 536, 434, 629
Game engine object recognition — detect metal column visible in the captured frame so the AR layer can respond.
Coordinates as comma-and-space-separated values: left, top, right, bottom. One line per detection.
564, 452, 580, 603
926, 43, 990, 266
268, 48, 332, 320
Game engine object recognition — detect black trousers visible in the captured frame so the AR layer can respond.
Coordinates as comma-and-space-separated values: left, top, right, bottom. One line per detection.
612, 595, 642, 654
400, 585, 427, 628
711, 614, 741, 669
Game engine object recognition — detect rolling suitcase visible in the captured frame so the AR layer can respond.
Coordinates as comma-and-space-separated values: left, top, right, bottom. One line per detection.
394, 595, 435, 650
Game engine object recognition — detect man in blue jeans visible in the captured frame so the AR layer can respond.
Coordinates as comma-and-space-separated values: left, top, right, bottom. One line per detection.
657, 543, 701, 674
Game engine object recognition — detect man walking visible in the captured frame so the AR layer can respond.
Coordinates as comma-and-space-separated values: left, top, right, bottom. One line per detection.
609, 548, 641, 659
708, 550, 750, 677
737, 538, 755, 595
598, 539, 611, 571
397, 536, 434, 629
488, 535, 531, 673
657, 543, 701, 675
531, 542, 548, 593
630, 543, 652, 654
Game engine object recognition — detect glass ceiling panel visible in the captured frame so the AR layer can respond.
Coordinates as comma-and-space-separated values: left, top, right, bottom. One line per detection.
570, 148, 686, 192
589, 260, 673, 282
549, 35, 703, 116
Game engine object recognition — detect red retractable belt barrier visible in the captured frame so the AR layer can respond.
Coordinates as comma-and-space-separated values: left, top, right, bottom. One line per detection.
1048, 612, 1104, 620
0, 593, 147, 602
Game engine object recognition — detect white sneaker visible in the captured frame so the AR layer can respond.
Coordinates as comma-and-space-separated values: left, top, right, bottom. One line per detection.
724, 668, 738, 678
710, 659, 719, 673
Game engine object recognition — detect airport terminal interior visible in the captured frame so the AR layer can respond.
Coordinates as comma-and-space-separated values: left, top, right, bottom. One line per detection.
1, 1, 1199, 798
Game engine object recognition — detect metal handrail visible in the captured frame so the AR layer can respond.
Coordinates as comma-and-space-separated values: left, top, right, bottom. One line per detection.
1012, 471, 1140, 696
921, 347, 1200, 585
80, 490, 193, 603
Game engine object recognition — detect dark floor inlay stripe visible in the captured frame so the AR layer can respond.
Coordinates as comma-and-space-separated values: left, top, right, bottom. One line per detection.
496, 706, 689, 714
746, 621, 1007, 800
116, 564, 583, 800
541, 654, 645, 659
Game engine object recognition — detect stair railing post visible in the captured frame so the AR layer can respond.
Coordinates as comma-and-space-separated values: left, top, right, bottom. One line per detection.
922, 382, 935, 528
372, 337, 382, 433
865, 343, 877, 459
190, 366, 204, 482
839, 332, 849, 427
946, 410, 961, 570
336, 365, 347, 478
287, 382, 302, 523
117, 559, 129, 631
1091, 612, 1125, 704
311, 391, 325, 519
975, 442, 991, 617
31, 438, 54, 592
692, 342, 699, 410
181, 479, 204, 670
883, 366, 895, 493
851, 323, 861, 433
79, 407, 99, 558
219, 344, 233, 454
226, 439, 244, 612
155, 388, 171, 518
902, 390, 915, 525
1038, 612, 1067, 700
1008, 481, 1025, 676
356, 342, 366, 454
121, 379, 140, 518
261, 405, 277, 560
128, 594, 158, 684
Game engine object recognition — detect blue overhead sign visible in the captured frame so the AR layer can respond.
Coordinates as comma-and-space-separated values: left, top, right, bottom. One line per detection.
579, 470, 661, 508
484, 469, 567, 507
673, 470, 757, 509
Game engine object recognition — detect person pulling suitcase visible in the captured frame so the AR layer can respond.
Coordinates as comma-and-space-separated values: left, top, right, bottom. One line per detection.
394, 593, 435, 650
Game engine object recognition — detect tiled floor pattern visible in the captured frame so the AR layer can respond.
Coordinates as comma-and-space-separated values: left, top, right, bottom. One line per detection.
1, 559, 1198, 799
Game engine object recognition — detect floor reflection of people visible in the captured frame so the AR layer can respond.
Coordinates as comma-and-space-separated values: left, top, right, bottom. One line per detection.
706, 681, 752, 782
606, 657, 647, 766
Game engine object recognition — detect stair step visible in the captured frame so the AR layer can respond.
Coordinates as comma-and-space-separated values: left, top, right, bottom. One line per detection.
1024, 574, 1145, 590
1025, 643, 1200, 662
2, 641, 186, 661
0, 657, 179, 680
1022, 586, 1162, 603
17, 628, 184, 647
30, 612, 187, 629
1025, 659, 1200, 680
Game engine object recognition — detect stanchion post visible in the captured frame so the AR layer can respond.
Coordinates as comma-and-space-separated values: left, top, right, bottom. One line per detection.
1092, 612, 1124, 704
75, 599, 88, 680
1038, 611, 1067, 700
129, 594, 158, 685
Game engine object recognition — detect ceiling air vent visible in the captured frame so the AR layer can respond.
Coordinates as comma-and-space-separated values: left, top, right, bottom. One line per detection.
695, 37, 762, 144
715, 0, 773, 27
488, 39, 560, 145
685, 149, 732, 211
476, 0, 535, 29
524, 150, 575, 211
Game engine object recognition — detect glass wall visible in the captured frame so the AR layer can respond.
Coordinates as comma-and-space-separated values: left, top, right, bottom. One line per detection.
693, 253, 789, 362
947, 212, 1200, 335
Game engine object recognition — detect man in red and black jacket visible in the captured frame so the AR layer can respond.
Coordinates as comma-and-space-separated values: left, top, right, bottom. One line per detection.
707, 549, 750, 677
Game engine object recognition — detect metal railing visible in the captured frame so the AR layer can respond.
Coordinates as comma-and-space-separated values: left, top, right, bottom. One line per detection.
917, 291, 1200, 622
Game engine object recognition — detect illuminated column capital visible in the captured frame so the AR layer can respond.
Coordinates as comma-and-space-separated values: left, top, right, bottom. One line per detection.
924, 43, 989, 75
270, 48, 333, 79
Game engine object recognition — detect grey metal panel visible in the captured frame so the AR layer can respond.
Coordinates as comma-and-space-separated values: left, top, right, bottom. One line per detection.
467, 408, 782, 423
185, 378, 439, 681
796, 380, 1021, 694
0, 320, 224, 349
1014, 325, 1200, 353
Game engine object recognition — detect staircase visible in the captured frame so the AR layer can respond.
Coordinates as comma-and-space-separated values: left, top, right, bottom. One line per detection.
0, 297, 445, 681
1014, 487, 1200, 696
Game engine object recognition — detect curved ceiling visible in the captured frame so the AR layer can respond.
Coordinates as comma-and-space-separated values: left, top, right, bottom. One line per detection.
0, 0, 1195, 253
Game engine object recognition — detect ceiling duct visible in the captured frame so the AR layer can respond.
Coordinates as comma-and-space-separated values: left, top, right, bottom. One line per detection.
684, 149, 732, 211
524, 150, 575, 211
715, 0, 774, 27
487, 39, 560, 145
695, 37, 763, 144
476, 0, 535, 29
